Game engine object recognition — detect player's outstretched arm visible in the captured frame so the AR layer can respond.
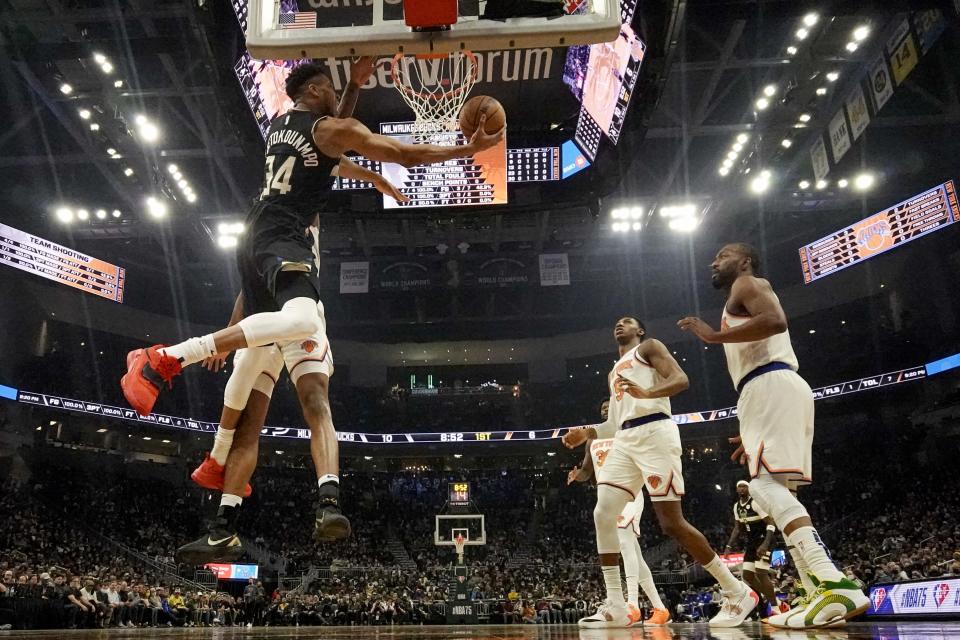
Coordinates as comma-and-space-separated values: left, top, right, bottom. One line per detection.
337, 156, 409, 203
336, 56, 376, 119
316, 117, 503, 168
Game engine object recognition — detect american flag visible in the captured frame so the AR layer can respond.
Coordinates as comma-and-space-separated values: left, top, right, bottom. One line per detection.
279, 12, 315, 29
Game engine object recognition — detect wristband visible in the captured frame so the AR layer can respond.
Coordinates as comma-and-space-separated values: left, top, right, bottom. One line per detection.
766, 525, 776, 532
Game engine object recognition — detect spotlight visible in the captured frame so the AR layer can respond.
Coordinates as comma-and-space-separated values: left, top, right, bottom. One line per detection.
786, 46, 797, 56
722, 158, 733, 169
846, 41, 858, 52
145, 196, 168, 219
631, 222, 642, 231
167, 164, 179, 174
93, 52, 107, 64
629, 206, 643, 219
134, 114, 147, 126
726, 150, 738, 160
123, 167, 134, 177
736, 133, 749, 144
610, 208, 625, 220
838, 178, 849, 189
78, 109, 91, 120
718, 166, 730, 176
114, 80, 123, 88
763, 84, 777, 97
95, 209, 107, 219
755, 97, 770, 110
112, 209, 122, 218
89, 122, 100, 131
138, 121, 159, 143
781, 139, 793, 148
60, 83, 73, 95
659, 203, 696, 219
826, 71, 839, 82
732, 142, 743, 152
668, 217, 698, 232
815, 179, 828, 190
749, 170, 772, 194
55, 207, 74, 223
853, 25, 870, 41
217, 235, 239, 249
854, 173, 875, 191
802, 12, 818, 27
816, 87, 827, 96
177, 179, 188, 189
798, 180, 810, 189
796, 27, 809, 40
106, 147, 117, 156
611, 222, 626, 232
100, 62, 114, 74
798, 113, 811, 123
76, 208, 89, 220
172, 171, 183, 182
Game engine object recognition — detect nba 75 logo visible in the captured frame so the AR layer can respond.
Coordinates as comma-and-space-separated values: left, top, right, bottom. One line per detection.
871, 587, 887, 610
934, 583, 950, 608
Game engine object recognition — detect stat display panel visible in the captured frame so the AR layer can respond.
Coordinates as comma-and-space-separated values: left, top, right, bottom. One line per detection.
799, 181, 959, 284
448, 482, 471, 505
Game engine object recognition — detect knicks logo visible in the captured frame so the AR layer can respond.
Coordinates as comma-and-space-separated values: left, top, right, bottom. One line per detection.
616, 514, 625, 525
301, 339, 319, 354
596, 449, 609, 467
854, 218, 893, 255
872, 587, 887, 611
934, 583, 950, 608
647, 475, 662, 490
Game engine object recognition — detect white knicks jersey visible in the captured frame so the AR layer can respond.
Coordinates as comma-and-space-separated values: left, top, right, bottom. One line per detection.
589, 438, 614, 470
607, 344, 672, 427
721, 303, 799, 389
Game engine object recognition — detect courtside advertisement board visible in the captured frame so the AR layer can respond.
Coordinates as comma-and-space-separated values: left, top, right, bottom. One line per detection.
799, 181, 959, 284
867, 578, 960, 617
0, 223, 125, 302
204, 563, 259, 581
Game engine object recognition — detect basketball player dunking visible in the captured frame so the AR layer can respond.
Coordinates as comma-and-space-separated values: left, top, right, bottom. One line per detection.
567, 400, 671, 626
119, 63, 502, 552
563, 317, 758, 628
678, 243, 870, 628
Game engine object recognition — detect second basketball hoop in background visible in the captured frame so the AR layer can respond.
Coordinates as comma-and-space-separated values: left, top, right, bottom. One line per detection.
459, 96, 506, 139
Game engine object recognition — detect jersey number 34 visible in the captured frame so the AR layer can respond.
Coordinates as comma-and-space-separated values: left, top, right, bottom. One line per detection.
261, 155, 295, 197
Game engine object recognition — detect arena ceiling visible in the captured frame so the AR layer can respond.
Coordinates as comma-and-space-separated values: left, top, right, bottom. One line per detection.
1, 0, 958, 339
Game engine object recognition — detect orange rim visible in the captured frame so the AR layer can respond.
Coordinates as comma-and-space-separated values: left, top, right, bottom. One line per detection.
391, 50, 478, 102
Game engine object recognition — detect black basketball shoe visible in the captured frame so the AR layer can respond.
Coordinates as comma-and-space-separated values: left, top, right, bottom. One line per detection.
314, 483, 351, 542
175, 506, 244, 565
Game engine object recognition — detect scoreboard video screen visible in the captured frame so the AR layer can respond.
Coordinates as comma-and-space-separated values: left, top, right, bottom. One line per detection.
448, 482, 471, 506
0, 223, 125, 303
379, 122, 508, 209
799, 180, 959, 284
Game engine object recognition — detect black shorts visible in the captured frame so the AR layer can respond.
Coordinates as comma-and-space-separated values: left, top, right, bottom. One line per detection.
238, 202, 322, 316
743, 531, 771, 566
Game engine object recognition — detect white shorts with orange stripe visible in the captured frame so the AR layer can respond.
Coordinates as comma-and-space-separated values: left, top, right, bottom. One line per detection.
597, 418, 684, 502
616, 496, 644, 536
279, 331, 333, 385
737, 369, 813, 491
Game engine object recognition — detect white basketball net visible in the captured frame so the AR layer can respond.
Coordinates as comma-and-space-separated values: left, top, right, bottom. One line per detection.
391, 51, 478, 143
454, 534, 466, 563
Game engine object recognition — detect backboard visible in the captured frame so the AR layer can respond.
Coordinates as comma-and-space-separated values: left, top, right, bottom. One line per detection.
435, 514, 486, 546
246, 0, 620, 59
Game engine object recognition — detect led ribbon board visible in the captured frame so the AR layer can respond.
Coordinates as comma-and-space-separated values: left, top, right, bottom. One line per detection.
800, 180, 959, 284
0, 223, 125, 302
5, 364, 928, 443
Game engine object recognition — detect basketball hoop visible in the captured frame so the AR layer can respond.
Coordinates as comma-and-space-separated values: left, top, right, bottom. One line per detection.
391, 51, 478, 143
454, 533, 466, 564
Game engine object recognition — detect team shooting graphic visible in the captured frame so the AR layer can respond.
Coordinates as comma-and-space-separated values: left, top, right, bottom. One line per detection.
1, 0, 960, 638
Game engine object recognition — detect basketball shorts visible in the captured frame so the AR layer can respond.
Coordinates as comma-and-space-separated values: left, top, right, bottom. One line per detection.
742, 530, 771, 571
232, 312, 334, 392
616, 496, 644, 536
737, 369, 814, 491
597, 418, 684, 502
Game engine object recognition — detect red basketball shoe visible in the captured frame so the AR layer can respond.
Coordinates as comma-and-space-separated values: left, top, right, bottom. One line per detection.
121, 345, 181, 417
191, 454, 252, 498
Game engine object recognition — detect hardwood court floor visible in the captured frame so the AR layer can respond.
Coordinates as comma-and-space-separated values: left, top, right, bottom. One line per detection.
1, 621, 957, 639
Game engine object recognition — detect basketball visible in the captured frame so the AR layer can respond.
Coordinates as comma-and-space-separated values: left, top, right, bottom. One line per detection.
459, 95, 506, 139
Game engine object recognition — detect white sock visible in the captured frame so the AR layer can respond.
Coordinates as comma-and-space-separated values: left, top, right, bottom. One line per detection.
787, 544, 818, 593
637, 553, 665, 610
617, 528, 640, 606
220, 494, 242, 508
318, 474, 339, 489
161, 335, 217, 368
788, 526, 845, 583
703, 555, 742, 593
601, 565, 625, 606
210, 427, 235, 466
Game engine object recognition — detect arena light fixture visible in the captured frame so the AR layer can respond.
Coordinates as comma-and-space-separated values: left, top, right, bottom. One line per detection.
781, 138, 793, 148
89, 122, 100, 131
145, 196, 168, 219
826, 71, 839, 82
798, 180, 810, 189
100, 61, 114, 74
816, 87, 827, 96
106, 147, 117, 156
112, 209, 122, 218
736, 133, 749, 144
186, 193, 198, 204
763, 84, 777, 98
749, 170, 772, 195
732, 142, 743, 152
815, 179, 828, 190
668, 217, 699, 232
795, 27, 809, 40
726, 150, 738, 160
854, 172, 875, 191
78, 108, 91, 120
93, 52, 107, 65
802, 12, 819, 27
167, 164, 179, 174
786, 46, 798, 56
718, 166, 730, 176
837, 178, 849, 189
755, 97, 770, 110
55, 207, 74, 223
114, 80, 123, 88
798, 113, 812, 123
659, 203, 696, 219
96, 428, 108, 433
95, 209, 107, 219
846, 41, 859, 52
217, 235, 239, 249
123, 167, 134, 176
853, 25, 870, 41
59, 83, 73, 95
76, 209, 89, 221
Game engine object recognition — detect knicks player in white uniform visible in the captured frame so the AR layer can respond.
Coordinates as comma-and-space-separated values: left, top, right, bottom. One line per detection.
567, 400, 671, 626
563, 317, 758, 628
678, 243, 869, 628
